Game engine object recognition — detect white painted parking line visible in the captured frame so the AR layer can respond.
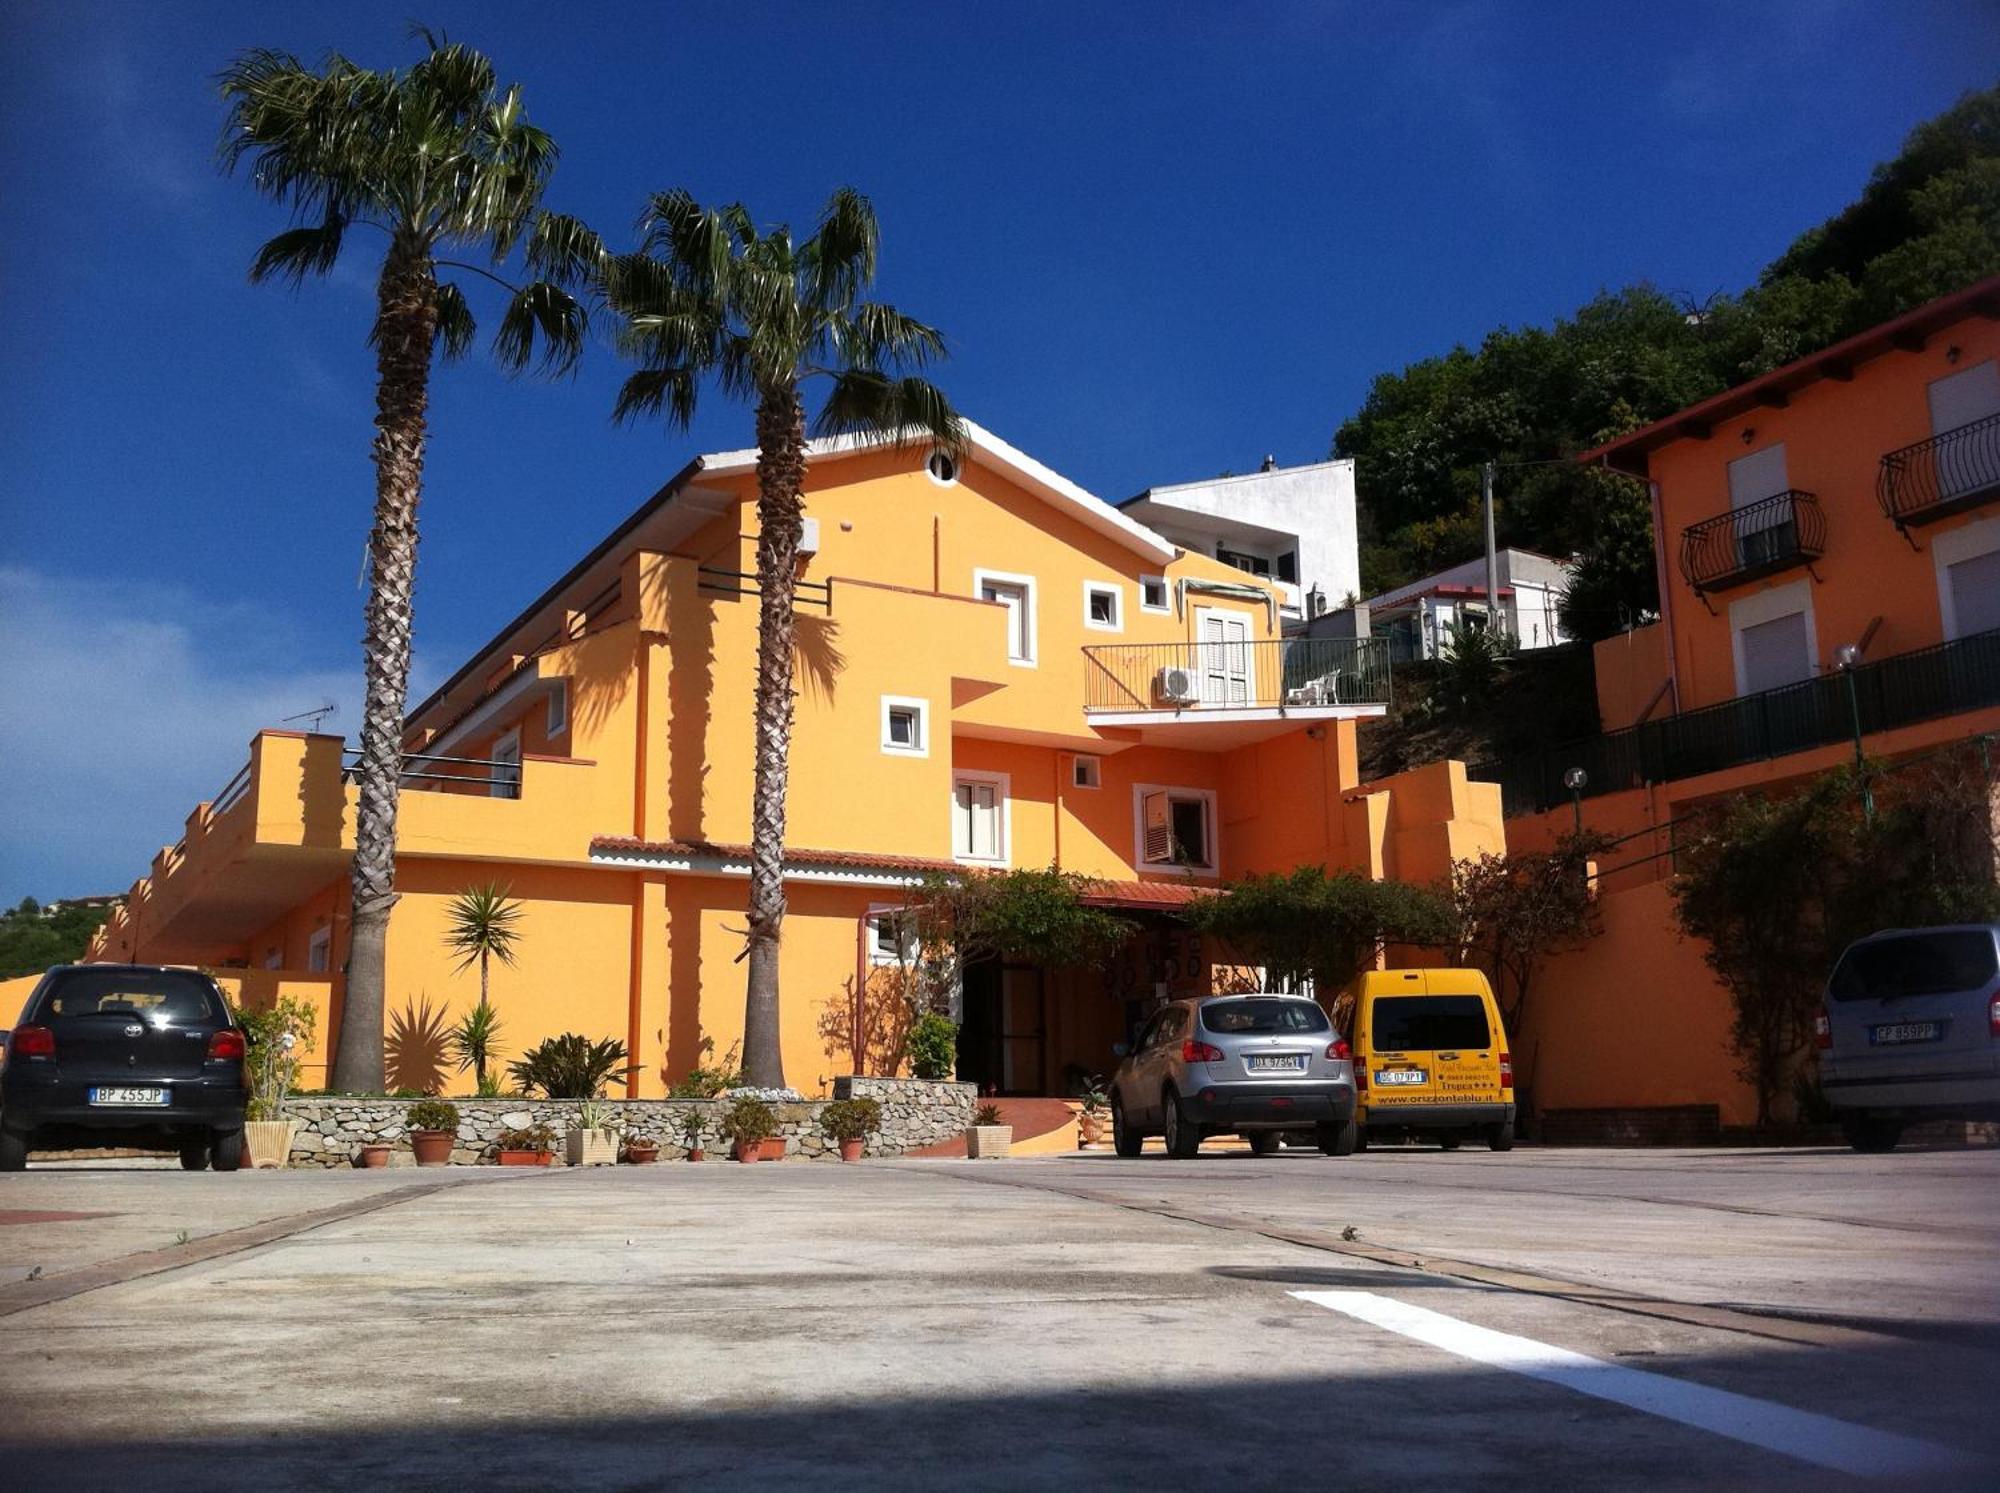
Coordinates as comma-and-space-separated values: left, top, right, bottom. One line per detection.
1291, 1289, 1973, 1479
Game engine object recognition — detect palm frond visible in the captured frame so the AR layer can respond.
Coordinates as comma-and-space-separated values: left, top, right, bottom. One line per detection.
247, 211, 348, 285
611, 366, 702, 431
494, 280, 586, 375
813, 371, 965, 451
832, 301, 948, 370
433, 279, 477, 361
799, 186, 878, 311
525, 211, 607, 288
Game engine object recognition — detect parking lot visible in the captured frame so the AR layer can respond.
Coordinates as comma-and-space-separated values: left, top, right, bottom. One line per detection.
3, 1144, 1997, 1490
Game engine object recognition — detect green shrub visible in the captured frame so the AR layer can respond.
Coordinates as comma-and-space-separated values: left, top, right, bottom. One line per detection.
495, 1123, 555, 1153
235, 995, 316, 1121
908, 1013, 957, 1080
720, 1096, 776, 1146
406, 1097, 459, 1133
677, 1108, 708, 1147
972, 1103, 1004, 1128
819, 1098, 882, 1142
508, 1033, 638, 1099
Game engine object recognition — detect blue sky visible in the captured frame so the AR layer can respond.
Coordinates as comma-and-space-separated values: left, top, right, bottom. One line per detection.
2, 0, 1995, 901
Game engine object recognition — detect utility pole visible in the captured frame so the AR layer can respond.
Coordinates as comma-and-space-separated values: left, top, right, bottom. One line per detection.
1482, 460, 1502, 639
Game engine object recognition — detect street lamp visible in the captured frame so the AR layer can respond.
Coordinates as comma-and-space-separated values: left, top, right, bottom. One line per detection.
1562, 766, 1588, 836
1834, 643, 1874, 823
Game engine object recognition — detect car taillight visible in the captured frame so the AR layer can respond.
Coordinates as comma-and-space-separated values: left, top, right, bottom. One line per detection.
207, 1029, 246, 1061
1500, 1052, 1513, 1088
1327, 1038, 1352, 1060
1181, 1039, 1225, 1064
1989, 995, 2000, 1040
1815, 1009, 1832, 1050
1354, 1064, 1368, 1092
10, 1024, 55, 1058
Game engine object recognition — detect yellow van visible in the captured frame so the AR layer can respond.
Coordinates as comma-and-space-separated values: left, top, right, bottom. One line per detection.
1335, 968, 1515, 1151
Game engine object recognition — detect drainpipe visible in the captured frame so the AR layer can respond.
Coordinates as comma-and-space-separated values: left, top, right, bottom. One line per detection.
1646, 475, 1681, 714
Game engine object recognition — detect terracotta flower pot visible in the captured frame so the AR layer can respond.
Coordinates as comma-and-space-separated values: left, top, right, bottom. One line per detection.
687, 1147, 706, 1163
733, 1139, 760, 1163
759, 1136, 786, 1162
839, 1137, 864, 1163
356, 1143, 392, 1169
499, 1149, 555, 1167
624, 1143, 659, 1165
409, 1129, 455, 1167
1077, 1111, 1110, 1148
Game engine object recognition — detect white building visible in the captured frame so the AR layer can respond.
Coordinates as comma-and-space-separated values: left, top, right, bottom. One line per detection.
1362, 548, 1572, 662
1115, 457, 1362, 623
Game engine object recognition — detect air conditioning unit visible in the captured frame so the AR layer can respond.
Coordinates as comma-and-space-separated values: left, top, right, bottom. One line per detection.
1154, 665, 1199, 704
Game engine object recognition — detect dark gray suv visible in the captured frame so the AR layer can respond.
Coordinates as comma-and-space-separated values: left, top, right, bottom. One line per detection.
1109, 994, 1358, 1159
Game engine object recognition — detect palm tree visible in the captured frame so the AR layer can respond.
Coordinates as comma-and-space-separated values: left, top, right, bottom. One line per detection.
220, 35, 602, 1092
606, 188, 962, 1088
442, 882, 521, 1090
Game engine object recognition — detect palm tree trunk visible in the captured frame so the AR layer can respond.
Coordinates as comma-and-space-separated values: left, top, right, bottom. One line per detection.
476, 949, 490, 1086
330, 241, 437, 1094
741, 386, 808, 1089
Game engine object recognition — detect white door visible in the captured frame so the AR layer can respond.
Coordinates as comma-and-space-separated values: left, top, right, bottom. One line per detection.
490, 732, 522, 800
1195, 608, 1252, 705
1737, 610, 1812, 695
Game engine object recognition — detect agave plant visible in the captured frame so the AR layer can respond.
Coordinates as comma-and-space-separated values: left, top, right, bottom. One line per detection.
507, 1033, 638, 1100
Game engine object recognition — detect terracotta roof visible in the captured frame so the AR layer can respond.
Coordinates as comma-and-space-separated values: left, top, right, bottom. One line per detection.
589, 837, 957, 876
1578, 274, 2000, 476
1078, 879, 1213, 911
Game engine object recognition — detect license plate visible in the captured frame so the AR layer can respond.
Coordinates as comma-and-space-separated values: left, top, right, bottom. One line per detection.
1247, 1055, 1307, 1073
1375, 1068, 1427, 1086
1869, 1021, 1943, 1045
89, 1086, 169, 1106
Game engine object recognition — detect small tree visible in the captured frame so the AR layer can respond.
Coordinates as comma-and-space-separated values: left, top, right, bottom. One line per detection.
1187, 867, 1454, 998
1449, 830, 1613, 1042
442, 882, 521, 1089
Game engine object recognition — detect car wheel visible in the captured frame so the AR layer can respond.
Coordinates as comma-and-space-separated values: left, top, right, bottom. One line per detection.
1110, 1094, 1143, 1158
210, 1128, 246, 1173
1487, 1119, 1515, 1152
0, 1128, 27, 1172
1438, 1134, 1461, 1151
1317, 1116, 1359, 1157
1162, 1089, 1200, 1159
1249, 1132, 1282, 1157
1841, 1114, 1902, 1153
179, 1140, 211, 1171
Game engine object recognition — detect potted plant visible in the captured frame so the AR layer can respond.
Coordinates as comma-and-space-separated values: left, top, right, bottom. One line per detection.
565, 1097, 619, 1167
678, 1108, 708, 1162
1076, 1077, 1110, 1149
722, 1096, 776, 1163
238, 995, 315, 1169
495, 1123, 557, 1166
819, 1097, 881, 1162
406, 1097, 459, 1166
623, 1132, 660, 1164
356, 1142, 392, 1168
966, 1102, 1012, 1160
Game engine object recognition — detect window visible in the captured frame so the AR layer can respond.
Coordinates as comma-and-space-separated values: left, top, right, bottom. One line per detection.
307, 927, 332, 974
34, 967, 224, 1024
1083, 581, 1123, 632
974, 570, 1037, 666
1276, 552, 1298, 585
952, 771, 1008, 863
1830, 931, 1997, 1003
926, 449, 960, 486
490, 731, 523, 800
1934, 517, 2000, 641
546, 682, 568, 738
865, 906, 917, 966
880, 695, 928, 757
1368, 995, 1492, 1052
1140, 575, 1170, 613
1071, 754, 1101, 789
1728, 580, 1816, 698
1135, 785, 1217, 872
1217, 545, 1271, 577
1201, 999, 1330, 1035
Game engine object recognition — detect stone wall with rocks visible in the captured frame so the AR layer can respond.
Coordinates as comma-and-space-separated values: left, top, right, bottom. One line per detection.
280, 1075, 977, 1168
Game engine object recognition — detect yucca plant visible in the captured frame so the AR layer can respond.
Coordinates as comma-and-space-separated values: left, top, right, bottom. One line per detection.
507, 1033, 638, 1099
221, 35, 601, 1093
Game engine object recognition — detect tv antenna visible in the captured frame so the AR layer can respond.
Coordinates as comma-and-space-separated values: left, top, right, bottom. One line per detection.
282, 701, 339, 733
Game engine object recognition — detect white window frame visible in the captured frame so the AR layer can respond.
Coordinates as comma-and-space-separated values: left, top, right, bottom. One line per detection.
1139, 575, 1171, 614
864, 903, 918, 966
1071, 754, 1102, 790
307, 926, 332, 974
951, 769, 1011, 866
1082, 580, 1124, 633
490, 729, 523, 800
1131, 783, 1219, 876
879, 695, 930, 758
1727, 579, 1819, 698
1933, 514, 2000, 641
546, 682, 568, 738
972, 568, 1038, 667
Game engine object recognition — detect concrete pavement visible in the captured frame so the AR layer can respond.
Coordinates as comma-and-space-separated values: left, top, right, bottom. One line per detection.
1, 1146, 1995, 1490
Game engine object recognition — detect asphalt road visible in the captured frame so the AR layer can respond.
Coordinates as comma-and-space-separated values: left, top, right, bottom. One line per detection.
2, 1144, 1996, 1491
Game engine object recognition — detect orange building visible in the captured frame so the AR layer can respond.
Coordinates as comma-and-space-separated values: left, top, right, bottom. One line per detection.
1503, 276, 2000, 1128
76, 422, 1501, 1097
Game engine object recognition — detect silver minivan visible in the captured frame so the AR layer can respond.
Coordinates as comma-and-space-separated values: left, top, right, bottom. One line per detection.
1819, 924, 2000, 1152
1107, 994, 1358, 1159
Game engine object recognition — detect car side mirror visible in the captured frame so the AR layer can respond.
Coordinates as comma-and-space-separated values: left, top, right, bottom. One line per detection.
1111, 1042, 1129, 1059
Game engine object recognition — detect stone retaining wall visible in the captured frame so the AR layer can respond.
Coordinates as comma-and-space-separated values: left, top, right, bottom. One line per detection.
279, 1075, 976, 1168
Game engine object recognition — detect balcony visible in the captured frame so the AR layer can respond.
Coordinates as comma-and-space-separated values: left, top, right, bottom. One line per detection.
1878, 412, 2000, 528
1677, 490, 1825, 595
1082, 636, 1390, 747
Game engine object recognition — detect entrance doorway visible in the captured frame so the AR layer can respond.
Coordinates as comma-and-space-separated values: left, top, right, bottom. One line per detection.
957, 958, 1046, 1095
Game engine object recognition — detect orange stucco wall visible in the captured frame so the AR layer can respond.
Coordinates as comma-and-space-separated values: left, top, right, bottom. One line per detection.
1592, 622, 1671, 730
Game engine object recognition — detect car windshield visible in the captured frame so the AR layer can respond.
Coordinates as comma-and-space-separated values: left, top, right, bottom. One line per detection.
34, 968, 223, 1024
1201, 999, 1330, 1034
1370, 995, 1490, 1051
1829, 931, 1998, 1002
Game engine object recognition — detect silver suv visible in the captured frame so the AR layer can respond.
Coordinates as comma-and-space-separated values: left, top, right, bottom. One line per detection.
1819, 924, 2000, 1152
1108, 994, 1358, 1159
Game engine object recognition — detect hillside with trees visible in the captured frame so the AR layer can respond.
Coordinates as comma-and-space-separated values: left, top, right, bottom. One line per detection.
0, 898, 114, 979
1334, 86, 2000, 642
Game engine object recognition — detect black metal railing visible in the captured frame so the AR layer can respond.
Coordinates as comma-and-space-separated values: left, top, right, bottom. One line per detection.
1083, 636, 1390, 713
341, 748, 525, 797
1677, 490, 1825, 594
1471, 626, 2000, 816
698, 566, 832, 612
1878, 411, 2000, 527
